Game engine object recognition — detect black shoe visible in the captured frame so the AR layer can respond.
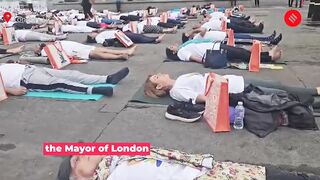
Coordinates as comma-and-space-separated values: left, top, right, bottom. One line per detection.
269, 30, 276, 40
258, 23, 264, 33
270, 33, 282, 45
174, 99, 205, 114
165, 105, 201, 122
92, 87, 113, 97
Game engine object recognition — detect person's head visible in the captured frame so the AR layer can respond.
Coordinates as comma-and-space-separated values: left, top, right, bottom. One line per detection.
144, 73, 173, 98
48, 26, 55, 34
57, 155, 103, 180
86, 33, 98, 43
166, 45, 180, 61
34, 43, 47, 56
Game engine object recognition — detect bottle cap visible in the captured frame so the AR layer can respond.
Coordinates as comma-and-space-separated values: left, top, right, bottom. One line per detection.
238, 101, 243, 105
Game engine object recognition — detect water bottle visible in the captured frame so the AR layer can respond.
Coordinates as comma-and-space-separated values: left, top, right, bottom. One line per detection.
233, 101, 245, 130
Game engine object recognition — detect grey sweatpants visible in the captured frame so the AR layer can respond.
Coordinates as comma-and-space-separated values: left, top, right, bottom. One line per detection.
20, 66, 107, 94
20, 32, 61, 42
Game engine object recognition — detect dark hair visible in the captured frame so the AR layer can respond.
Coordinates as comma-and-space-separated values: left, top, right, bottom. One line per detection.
48, 26, 53, 33
39, 43, 46, 51
86, 35, 97, 43
166, 48, 180, 61
35, 43, 46, 56
57, 156, 72, 180
182, 33, 189, 43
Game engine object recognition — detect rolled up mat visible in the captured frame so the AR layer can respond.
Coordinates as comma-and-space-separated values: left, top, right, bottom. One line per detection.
19, 55, 49, 64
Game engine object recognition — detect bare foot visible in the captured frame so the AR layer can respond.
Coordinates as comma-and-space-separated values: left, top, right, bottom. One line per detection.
121, 54, 129, 60
155, 34, 166, 43
7, 45, 25, 54
269, 46, 282, 61
127, 45, 137, 56
192, 24, 201, 29
172, 26, 178, 33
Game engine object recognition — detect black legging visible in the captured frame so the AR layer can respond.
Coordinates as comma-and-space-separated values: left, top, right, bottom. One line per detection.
227, 19, 262, 33
229, 78, 317, 106
13, 23, 36, 30
0, 48, 7, 54
255, 0, 260, 7
157, 22, 176, 28
244, 79, 317, 97
289, 0, 302, 7
82, 3, 93, 19
220, 44, 272, 63
120, 15, 141, 22
124, 31, 158, 43
230, 0, 237, 6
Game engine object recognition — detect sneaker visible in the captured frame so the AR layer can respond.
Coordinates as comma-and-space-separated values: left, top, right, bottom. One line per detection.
270, 33, 282, 45
174, 99, 205, 114
165, 105, 201, 123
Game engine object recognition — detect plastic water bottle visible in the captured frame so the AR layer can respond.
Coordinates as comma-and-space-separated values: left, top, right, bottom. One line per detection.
233, 101, 245, 130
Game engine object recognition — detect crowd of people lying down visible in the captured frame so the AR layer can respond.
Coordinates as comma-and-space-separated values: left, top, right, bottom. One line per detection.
0, 2, 319, 180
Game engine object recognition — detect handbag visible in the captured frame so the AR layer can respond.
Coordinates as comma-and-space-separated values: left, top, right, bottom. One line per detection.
0, 72, 8, 102
203, 41, 228, 69
203, 73, 230, 132
43, 42, 71, 69
2, 27, 17, 45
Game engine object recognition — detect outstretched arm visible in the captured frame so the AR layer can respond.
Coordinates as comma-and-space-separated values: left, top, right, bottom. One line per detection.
5, 87, 28, 96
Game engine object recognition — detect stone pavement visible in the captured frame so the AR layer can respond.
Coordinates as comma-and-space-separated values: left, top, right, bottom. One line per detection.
1, 3, 320, 180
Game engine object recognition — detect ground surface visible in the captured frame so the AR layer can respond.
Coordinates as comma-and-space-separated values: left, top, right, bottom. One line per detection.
1, 1, 320, 180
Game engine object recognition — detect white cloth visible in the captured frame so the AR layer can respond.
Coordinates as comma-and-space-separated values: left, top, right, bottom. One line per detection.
0, 64, 26, 88
193, 31, 226, 41
76, 21, 89, 26
107, 159, 204, 180
223, 75, 245, 94
201, 19, 222, 31
14, 30, 32, 42
170, 73, 244, 104
209, 12, 227, 21
41, 41, 95, 60
177, 42, 220, 61
61, 25, 95, 33
95, 30, 117, 44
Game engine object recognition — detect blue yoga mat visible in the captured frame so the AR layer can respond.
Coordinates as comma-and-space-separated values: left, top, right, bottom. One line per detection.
24, 84, 116, 101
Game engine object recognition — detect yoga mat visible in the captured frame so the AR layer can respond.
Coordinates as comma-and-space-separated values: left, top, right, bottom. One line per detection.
130, 85, 175, 105
24, 84, 116, 101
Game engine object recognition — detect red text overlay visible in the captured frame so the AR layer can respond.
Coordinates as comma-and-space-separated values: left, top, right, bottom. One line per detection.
43, 142, 150, 156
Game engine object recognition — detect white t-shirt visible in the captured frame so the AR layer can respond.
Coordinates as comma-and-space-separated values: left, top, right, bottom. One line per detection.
76, 21, 89, 27
0, 64, 26, 88
95, 30, 118, 44
41, 41, 95, 60
107, 159, 204, 180
209, 12, 227, 21
201, 19, 222, 31
177, 42, 220, 61
15, 30, 32, 42
193, 31, 226, 41
170, 73, 244, 104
